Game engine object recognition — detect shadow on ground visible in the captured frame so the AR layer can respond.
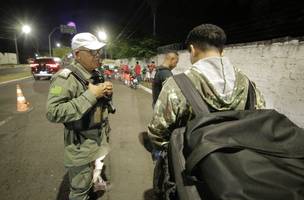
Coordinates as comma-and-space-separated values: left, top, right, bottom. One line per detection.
56, 171, 107, 200
144, 188, 157, 200
56, 173, 70, 200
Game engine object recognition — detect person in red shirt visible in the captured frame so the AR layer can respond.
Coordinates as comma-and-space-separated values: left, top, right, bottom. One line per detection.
147, 61, 156, 82
134, 61, 142, 82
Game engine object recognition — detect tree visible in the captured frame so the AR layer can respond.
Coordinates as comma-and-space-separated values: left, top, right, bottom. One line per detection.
109, 37, 160, 59
53, 47, 72, 58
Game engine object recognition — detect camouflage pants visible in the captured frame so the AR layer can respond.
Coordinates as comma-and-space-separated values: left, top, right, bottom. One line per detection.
68, 163, 94, 200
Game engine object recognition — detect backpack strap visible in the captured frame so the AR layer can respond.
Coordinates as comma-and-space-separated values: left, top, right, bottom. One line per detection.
245, 81, 257, 110
173, 73, 209, 115
65, 65, 90, 89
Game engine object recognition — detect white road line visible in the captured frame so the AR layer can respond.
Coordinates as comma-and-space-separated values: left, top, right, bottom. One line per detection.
139, 84, 152, 94
0, 116, 13, 127
0, 76, 32, 86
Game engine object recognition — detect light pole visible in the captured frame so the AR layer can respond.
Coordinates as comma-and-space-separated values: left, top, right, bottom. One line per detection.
97, 30, 107, 59
48, 27, 59, 57
14, 25, 31, 64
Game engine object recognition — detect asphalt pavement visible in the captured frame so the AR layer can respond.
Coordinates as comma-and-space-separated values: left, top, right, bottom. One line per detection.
0, 78, 154, 200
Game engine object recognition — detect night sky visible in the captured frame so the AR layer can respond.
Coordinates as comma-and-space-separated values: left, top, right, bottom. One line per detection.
0, 0, 304, 61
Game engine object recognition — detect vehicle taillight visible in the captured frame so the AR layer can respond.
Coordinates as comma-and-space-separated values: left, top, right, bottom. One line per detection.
47, 64, 59, 68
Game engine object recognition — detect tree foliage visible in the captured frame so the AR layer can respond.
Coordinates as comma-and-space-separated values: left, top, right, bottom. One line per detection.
53, 47, 72, 58
109, 37, 160, 59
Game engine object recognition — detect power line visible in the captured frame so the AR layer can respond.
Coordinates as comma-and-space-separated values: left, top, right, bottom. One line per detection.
114, 0, 147, 41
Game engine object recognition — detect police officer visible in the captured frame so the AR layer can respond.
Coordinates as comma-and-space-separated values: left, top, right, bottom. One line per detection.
46, 32, 113, 200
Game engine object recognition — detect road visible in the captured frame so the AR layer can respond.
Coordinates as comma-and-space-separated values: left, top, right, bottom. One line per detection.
0, 78, 154, 200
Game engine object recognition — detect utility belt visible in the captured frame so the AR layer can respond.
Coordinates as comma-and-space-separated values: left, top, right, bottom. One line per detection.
65, 117, 110, 146
64, 105, 105, 131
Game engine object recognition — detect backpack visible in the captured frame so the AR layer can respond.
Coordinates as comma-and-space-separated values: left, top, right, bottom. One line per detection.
165, 73, 304, 200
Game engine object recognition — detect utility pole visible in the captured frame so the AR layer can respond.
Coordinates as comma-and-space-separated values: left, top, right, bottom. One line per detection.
14, 33, 20, 64
146, 0, 160, 37
48, 27, 59, 57
153, 12, 156, 36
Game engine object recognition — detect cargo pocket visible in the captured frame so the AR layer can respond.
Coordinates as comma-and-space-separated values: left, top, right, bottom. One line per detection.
69, 164, 93, 194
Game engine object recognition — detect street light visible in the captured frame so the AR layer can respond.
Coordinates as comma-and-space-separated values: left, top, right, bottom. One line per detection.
14, 24, 32, 64
56, 42, 61, 48
97, 30, 107, 58
98, 31, 107, 41
22, 25, 31, 34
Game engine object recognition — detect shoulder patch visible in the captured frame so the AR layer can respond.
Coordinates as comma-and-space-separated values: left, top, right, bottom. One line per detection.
50, 85, 63, 96
58, 68, 72, 79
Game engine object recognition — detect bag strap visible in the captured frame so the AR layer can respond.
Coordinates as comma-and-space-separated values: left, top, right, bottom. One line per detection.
65, 65, 89, 89
246, 81, 256, 110
173, 73, 209, 115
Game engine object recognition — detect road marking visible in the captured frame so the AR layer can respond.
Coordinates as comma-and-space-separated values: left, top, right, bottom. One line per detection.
139, 84, 152, 94
0, 116, 13, 127
0, 76, 32, 86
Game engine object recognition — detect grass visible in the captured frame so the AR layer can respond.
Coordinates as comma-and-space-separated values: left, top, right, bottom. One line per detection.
141, 81, 152, 89
0, 64, 29, 68
0, 71, 32, 83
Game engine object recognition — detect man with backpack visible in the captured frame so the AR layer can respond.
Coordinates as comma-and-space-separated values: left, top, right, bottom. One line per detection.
152, 51, 179, 108
148, 24, 304, 200
148, 24, 265, 148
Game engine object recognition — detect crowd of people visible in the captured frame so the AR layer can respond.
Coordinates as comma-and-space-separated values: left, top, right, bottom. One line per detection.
115, 60, 156, 88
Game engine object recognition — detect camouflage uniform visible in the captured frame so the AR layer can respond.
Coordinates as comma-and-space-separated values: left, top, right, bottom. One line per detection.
148, 57, 265, 148
46, 61, 110, 200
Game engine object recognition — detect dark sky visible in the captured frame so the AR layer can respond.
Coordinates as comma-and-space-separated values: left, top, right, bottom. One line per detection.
0, 0, 304, 60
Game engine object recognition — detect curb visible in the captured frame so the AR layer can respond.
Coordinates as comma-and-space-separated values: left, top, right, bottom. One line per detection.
0, 76, 33, 86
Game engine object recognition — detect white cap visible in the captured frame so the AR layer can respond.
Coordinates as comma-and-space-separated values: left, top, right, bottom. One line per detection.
71, 32, 106, 50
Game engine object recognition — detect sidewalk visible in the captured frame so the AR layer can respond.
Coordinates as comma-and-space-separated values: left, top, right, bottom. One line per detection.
0, 64, 32, 85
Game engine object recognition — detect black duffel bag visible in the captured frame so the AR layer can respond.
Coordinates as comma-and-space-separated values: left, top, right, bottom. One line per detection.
168, 73, 304, 200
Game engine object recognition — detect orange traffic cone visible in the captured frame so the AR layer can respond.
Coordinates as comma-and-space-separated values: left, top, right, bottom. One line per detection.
16, 84, 30, 112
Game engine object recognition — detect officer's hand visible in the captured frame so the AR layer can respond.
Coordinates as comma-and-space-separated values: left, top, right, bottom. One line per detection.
103, 81, 113, 96
88, 82, 113, 98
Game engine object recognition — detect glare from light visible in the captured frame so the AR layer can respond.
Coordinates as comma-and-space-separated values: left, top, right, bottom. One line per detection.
98, 31, 107, 41
22, 25, 31, 34
56, 43, 61, 47
67, 21, 76, 28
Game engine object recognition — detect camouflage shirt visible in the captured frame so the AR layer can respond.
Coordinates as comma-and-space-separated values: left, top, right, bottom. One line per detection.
148, 57, 265, 148
46, 61, 110, 167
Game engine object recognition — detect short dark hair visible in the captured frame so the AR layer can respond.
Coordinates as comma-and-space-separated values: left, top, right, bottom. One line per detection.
185, 24, 226, 53
166, 51, 179, 56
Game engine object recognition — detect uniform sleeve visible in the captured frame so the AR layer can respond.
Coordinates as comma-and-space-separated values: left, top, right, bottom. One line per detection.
254, 85, 266, 109
46, 75, 97, 123
147, 77, 190, 149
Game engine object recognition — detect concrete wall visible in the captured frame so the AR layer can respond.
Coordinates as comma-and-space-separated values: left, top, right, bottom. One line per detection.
0, 52, 17, 64
223, 39, 304, 128
170, 38, 304, 128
